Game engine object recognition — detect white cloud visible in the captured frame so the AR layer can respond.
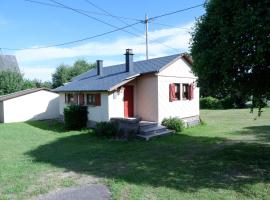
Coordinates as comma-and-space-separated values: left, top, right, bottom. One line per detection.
15, 21, 195, 81
21, 66, 55, 81
15, 22, 194, 62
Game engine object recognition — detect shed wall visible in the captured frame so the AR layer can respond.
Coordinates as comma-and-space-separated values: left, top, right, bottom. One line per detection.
2, 90, 59, 123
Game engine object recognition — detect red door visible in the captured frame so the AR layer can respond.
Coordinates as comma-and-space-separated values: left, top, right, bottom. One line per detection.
124, 85, 134, 117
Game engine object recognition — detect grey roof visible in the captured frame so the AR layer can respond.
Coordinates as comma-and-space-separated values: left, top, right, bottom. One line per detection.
0, 55, 20, 72
0, 88, 54, 102
54, 54, 182, 92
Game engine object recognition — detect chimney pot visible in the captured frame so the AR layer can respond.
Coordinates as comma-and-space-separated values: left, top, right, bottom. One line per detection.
124, 49, 134, 73
97, 60, 103, 76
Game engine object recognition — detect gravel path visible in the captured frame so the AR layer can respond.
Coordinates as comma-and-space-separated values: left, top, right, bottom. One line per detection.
36, 185, 111, 200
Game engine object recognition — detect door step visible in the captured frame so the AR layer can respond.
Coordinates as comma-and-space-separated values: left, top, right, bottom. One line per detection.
138, 121, 174, 140
137, 130, 175, 141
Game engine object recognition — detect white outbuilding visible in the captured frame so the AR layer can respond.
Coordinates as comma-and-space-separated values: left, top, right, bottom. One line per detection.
0, 88, 59, 123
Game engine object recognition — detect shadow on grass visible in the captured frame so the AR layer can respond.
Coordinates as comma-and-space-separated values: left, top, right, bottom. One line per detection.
26, 120, 67, 133
25, 124, 270, 195
242, 126, 270, 142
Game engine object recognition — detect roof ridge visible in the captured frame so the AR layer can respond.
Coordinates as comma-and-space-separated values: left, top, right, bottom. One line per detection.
0, 88, 52, 101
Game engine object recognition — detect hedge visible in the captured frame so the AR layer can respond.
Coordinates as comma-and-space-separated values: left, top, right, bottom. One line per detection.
64, 105, 88, 130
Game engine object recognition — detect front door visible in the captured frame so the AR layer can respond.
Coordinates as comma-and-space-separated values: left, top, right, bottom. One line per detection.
124, 85, 134, 117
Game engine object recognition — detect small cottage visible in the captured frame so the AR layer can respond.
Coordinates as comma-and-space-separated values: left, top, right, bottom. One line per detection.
54, 49, 200, 132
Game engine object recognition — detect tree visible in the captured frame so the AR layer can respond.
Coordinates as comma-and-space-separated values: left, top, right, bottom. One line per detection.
0, 70, 52, 96
22, 79, 52, 90
191, 0, 270, 115
52, 59, 95, 88
0, 70, 24, 95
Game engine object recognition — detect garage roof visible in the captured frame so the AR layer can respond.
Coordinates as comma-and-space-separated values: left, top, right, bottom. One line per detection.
0, 88, 53, 102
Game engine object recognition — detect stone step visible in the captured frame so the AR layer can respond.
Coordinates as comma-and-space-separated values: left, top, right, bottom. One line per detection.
139, 121, 158, 129
137, 129, 175, 141
139, 125, 167, 135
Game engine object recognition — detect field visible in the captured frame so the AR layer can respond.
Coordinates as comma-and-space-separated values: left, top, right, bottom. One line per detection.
0, 108, 270, 200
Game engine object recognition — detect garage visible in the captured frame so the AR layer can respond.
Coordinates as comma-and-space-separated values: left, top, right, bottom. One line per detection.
0, 88, 59, 123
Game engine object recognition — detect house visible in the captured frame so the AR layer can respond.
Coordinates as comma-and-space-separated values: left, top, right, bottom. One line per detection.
0, 88, 59, 123
0, 55, 20, 72
54, 49, 200, 130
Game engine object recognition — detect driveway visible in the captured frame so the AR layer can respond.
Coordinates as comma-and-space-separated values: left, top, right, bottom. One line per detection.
36, 184, 111, 200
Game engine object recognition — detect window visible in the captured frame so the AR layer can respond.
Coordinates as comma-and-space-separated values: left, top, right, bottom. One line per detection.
182, 84, 189, 100
86, 94, 96, 105
86, 94, 101, 106
65, 93, 75, 104
175, 83, 181, 100
169, 83, 180, 102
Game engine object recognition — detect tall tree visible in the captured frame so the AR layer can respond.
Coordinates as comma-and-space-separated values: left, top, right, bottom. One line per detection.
191, 0, 270, 115
52, 59, 95, 88
0, 70, 24, 95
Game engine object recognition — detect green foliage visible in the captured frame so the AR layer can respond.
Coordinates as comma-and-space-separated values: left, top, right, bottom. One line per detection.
64, 105, 88, 130
162, 117, 184, 132
191, 0, 270, 115
52, 59, 95, 88
95, 121, 118, 137
0, 70, 24, 95
0, 70, 52, 96
22, 79, 52, 90
220, 96, 235, 109
200, 97, 223, 109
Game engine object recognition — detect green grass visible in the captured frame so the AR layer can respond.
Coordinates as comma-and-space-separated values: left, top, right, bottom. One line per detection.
0, 109, 270, 200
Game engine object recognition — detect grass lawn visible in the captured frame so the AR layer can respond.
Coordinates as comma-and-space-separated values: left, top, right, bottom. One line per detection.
0, 108, 270, 200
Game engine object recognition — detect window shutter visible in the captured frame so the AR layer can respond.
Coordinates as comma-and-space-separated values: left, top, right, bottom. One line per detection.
188, 84, 194, 100
191, 83, 194, 100
65, 94, 67, 103
95, 94, 101, 106
169, 83, 176, 102
79, 94, 84, 105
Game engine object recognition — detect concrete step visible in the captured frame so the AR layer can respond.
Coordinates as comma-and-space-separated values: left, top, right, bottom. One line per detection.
139, 125, 167, 135
139, 121, 158, 129
186, 119, 200, 127
137, 129, 175, 141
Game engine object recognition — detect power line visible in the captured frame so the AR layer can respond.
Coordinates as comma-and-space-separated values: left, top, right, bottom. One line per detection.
49, 0, 143, 38
0, 22, 141, 50
149, 21, 192, 31
2, 2, 203, 51
149, 3, 204, 21
23, 0, 141, 22
83, 0, 178, 54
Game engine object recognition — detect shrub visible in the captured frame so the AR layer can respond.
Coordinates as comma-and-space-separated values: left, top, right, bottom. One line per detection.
64, 105, 88, 130
162, 117, 184, 132
200, 97, 222, 109
95, 121, 118, 137
220, 96, 234, 109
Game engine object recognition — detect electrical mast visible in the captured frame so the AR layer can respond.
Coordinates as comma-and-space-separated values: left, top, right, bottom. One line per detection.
145, 14, 149, 60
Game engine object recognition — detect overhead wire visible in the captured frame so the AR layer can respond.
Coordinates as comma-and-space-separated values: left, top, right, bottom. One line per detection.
23, 0, 141, 21
1, 1, 204, 51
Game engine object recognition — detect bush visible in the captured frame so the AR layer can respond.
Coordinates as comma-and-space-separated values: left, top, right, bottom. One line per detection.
200, 97, 223, 109
64, 105, 88, 130
162, 117, 184, 132
95, 121, 118, 137
220, 96, 234, 109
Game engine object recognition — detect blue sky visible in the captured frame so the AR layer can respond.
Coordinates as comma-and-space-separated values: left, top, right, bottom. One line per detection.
0, 0, 205, 81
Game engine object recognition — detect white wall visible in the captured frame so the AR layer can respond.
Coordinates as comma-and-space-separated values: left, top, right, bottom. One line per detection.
136, 74, 159, 122
59, 92, 109, 122
157, 58, 199, 122
87, 93, 109, 122
108, 89, 124, 119
2, 90, 59, 123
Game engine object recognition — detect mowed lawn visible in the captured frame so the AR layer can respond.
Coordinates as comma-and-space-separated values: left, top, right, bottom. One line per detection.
0, 109, 270, 200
